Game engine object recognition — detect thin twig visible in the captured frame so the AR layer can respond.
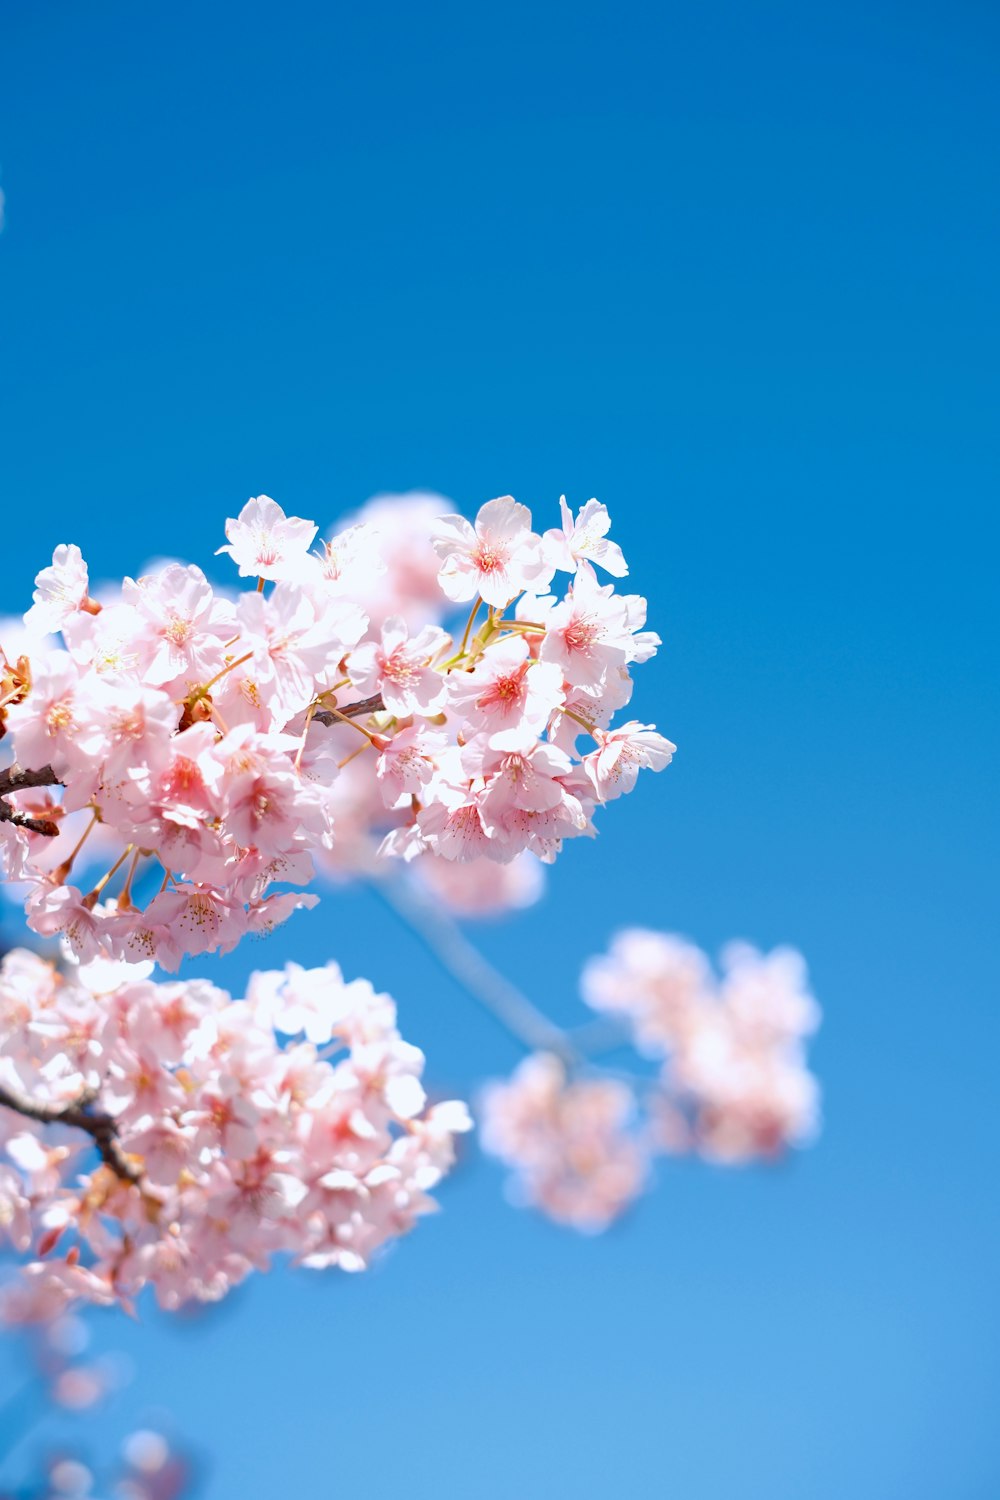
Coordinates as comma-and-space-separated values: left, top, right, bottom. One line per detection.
0, 1082, 142, 1185
371, 874, 582, 1064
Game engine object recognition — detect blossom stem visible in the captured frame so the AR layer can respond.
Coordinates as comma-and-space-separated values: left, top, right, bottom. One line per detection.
294, 702, 317, 772
117, 847, 144, 909
337, 741, 372, 770
457, 597, 482, 657
321, 709, 382, 746
208, 702, 231, 735
83, 845, 133, 907
200, 651, 254, 695
53, 811, 99, 883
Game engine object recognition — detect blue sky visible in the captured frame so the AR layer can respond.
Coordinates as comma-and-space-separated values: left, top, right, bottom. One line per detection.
1, 2, 998, 1496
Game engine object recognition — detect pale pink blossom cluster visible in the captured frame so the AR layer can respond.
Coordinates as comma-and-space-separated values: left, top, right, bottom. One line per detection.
479, 932, 820, 1230
479, 1053, 646, 1233
0, 491, 671, 966
0, 948, 471, 1318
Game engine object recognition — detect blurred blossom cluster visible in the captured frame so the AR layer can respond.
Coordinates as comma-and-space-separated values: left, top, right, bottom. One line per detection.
480, 932, 821, 1231
0, 491, 670, 968
0, 949, 469, 1317
0, 1312, 192, 1500
6, 1432, 190, 1500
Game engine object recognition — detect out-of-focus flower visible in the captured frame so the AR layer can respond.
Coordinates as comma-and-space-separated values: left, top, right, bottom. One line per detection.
479, 1053, 647, 1232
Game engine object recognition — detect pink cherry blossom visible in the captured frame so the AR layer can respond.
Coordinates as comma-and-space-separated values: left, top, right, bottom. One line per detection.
216, 495, 319, 581
2, 488, 669, 971
581, 928, 712, 1055
432, 496, 551, 609
348, 616, 449, 718
122, 565, 236, 692
479, 1053, 647, 1233
581, 721, 676, 801
539, 567, 644, 687
447, 637, 564, 749
24, 545, 93, 635
543, 496, 628, 578
0, 949, 470, 1317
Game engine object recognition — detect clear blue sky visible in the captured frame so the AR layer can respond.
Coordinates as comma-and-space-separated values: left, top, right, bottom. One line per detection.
1, 3, 998, 1496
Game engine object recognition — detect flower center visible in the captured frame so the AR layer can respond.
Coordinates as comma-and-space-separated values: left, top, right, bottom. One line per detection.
474, 542, 506, 574
564, 614, 601, 651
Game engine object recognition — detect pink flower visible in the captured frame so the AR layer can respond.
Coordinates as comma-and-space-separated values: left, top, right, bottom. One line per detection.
416, 787, 498, 862
538, 568, 640, 687
581, 722, 676, 801
718, 943, 821, 1047
543, 496, 628, 578
375, 724, 446, 809
447, 637, 564, 749
122, 564, 235, 692
140, 722, 224, 833
479, 1053, 647, 1233
24, 545, 92, 635
3, 490, 668, 969
4, 654, 85, 781
431, 496, 551, 609
75, 680, 179, 802
217, 495, 319, 582
25, 884, 107, 963
348, 616, 449, 718
212, 726, 326, 856
0, 1165, 33, 1252
140, 886, 244, 962
581, 929, 712, 1055
237, 585, 360, 723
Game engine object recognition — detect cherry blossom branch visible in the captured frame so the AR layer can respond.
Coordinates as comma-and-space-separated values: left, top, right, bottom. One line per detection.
371, 874, 585, 1065
0, 763, 62, 837
314, 692, 384, 728
0, 1081, 142, 1185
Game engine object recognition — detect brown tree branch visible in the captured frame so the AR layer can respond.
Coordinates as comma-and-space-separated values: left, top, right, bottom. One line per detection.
0, 1082, 142, 1185
0, 763, 63, 837
314, 692, 384, 728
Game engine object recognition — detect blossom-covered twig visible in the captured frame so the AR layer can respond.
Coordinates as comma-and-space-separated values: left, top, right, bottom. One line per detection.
0, 493, 673, 971
0, 949, 471, 1318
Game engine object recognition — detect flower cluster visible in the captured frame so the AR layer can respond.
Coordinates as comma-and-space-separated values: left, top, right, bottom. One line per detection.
0, 949, 470, 1318
479, 1053, 646, 1232
0, 492, 671, 968
479, 932, 820, 1230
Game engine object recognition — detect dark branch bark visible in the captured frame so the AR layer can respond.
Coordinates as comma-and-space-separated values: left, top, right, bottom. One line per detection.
0, 1082, 142, 1185
0, 763, 63, 837
314, 693, 384, 728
